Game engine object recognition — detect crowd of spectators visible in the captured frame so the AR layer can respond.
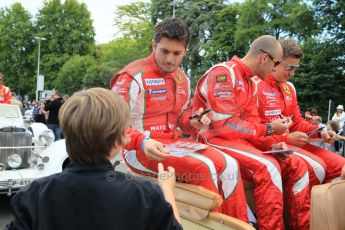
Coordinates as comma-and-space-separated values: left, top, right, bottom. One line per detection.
303, 106, 345, 154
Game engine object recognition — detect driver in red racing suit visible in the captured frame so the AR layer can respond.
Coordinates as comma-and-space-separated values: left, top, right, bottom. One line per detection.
110, 18, 248, 222
193, 35, 310, 230
256, 39, 345, 185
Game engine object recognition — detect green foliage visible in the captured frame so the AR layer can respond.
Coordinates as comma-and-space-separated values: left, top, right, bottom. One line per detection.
235, 0, 317, 53
292, 37, 345, 118
55, 55, 96, 95
202, 4, 240, 66
36, 0, 95, 88
99, 38, 151, 72
0, 3, 36, 96
115, 2, 154, 40
151, 0, 227, 87
83, 65, 113, 89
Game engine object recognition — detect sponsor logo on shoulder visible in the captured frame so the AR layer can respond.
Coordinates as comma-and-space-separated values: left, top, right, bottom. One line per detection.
215, 83, 231, 89
282, 86, 291, 94
148, 89, 167, 94
216, 75, 227, 82
264, 110, 281, 116
145, 78, 165, 86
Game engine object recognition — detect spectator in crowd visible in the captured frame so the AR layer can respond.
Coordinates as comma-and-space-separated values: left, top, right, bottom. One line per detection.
311, 116, 323, 126
332, 105, 345, 132
7, 87, 182, 230
326, 120, 345, 153
309, 116, 327, 149
193, 35, 309, 230
332, 105, 345, 152
0, 72, 12, 104
33, 100, 48, 124
10, 92, 23, 110
45, 90, 64, 140
62, 94, 69, 102
111, 18, 249, 222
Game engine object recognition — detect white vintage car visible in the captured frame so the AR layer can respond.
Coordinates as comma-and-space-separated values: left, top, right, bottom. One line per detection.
0, 104, 68, 195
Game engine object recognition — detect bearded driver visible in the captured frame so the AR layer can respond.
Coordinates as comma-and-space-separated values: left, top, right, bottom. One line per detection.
110, 18, 248, 222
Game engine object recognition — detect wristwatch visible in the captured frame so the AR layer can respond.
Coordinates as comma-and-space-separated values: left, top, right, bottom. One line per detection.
265, 123, 274, 136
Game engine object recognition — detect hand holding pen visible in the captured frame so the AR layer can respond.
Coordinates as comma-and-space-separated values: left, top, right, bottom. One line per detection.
189, 108, 211, 130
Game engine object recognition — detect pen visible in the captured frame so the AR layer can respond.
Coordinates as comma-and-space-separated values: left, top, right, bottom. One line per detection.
307, 126, 325, 136
189, 109, 212, 120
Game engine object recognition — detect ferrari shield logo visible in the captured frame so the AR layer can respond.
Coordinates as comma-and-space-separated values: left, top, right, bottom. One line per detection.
283, 86, 290, 94
176, 74, 183, 84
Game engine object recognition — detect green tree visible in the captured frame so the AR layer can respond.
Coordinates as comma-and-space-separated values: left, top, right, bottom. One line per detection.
35, 0, 95, 89
55, 55, 96, 95
202, 4, 240, 67
0, 3, 35, 96
83, 65, 113, 89
99, 38, 151, 72
235, 0, 317, 54
292, 0, 345, 118
151, 0, 227, 87
291, 38, 345, 119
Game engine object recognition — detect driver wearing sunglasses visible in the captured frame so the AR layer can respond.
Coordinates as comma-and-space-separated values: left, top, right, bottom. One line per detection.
255, 38, 345, 190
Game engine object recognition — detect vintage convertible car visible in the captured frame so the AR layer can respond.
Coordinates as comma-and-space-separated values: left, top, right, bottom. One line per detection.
0, 104, 68, 195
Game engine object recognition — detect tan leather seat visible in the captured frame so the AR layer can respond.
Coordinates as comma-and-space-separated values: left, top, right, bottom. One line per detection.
311, 179, 345, 230
130, 170, 254, 229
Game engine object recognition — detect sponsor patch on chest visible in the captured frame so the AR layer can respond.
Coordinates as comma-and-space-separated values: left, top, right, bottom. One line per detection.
264, 110, 281, 116
263, 91, 276, 97
145, 78, 165, 86
148, 89, 167, 94
214, 91, 231, 97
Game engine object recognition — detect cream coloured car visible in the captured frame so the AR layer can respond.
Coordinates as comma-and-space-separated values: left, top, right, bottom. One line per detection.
0, 104, 68, 195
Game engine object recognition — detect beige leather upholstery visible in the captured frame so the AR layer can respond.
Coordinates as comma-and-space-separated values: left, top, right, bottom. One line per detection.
130, 171, 254, 229
311, 180, 345, 230
209, 212, 255, 230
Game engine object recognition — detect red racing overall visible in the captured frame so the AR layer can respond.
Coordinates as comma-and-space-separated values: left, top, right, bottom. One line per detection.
111, 53, 248, 221
257, 74, 345, 184
193, 56, 310, 230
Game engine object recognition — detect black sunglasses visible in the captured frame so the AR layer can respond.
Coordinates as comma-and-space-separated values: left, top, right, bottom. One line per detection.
259, 49, 281, 67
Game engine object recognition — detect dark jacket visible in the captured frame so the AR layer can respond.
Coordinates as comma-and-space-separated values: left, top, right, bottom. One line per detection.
7, 162, 182, 230
45, 97, 64, 124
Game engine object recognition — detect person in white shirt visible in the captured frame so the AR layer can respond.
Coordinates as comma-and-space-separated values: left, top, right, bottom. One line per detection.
332, 105, 345, 152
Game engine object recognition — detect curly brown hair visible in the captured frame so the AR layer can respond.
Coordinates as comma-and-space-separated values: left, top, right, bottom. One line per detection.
154, 18, 189, 47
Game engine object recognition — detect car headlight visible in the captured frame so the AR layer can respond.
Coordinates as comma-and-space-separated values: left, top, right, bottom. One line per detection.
39, 130, 55, 145
8, 154, 23, 169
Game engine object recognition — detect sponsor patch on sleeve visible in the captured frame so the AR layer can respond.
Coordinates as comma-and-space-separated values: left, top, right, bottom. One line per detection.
216, 75, 227, 82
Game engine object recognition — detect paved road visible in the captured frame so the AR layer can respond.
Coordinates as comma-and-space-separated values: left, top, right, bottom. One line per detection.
0, 195, 14, 229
